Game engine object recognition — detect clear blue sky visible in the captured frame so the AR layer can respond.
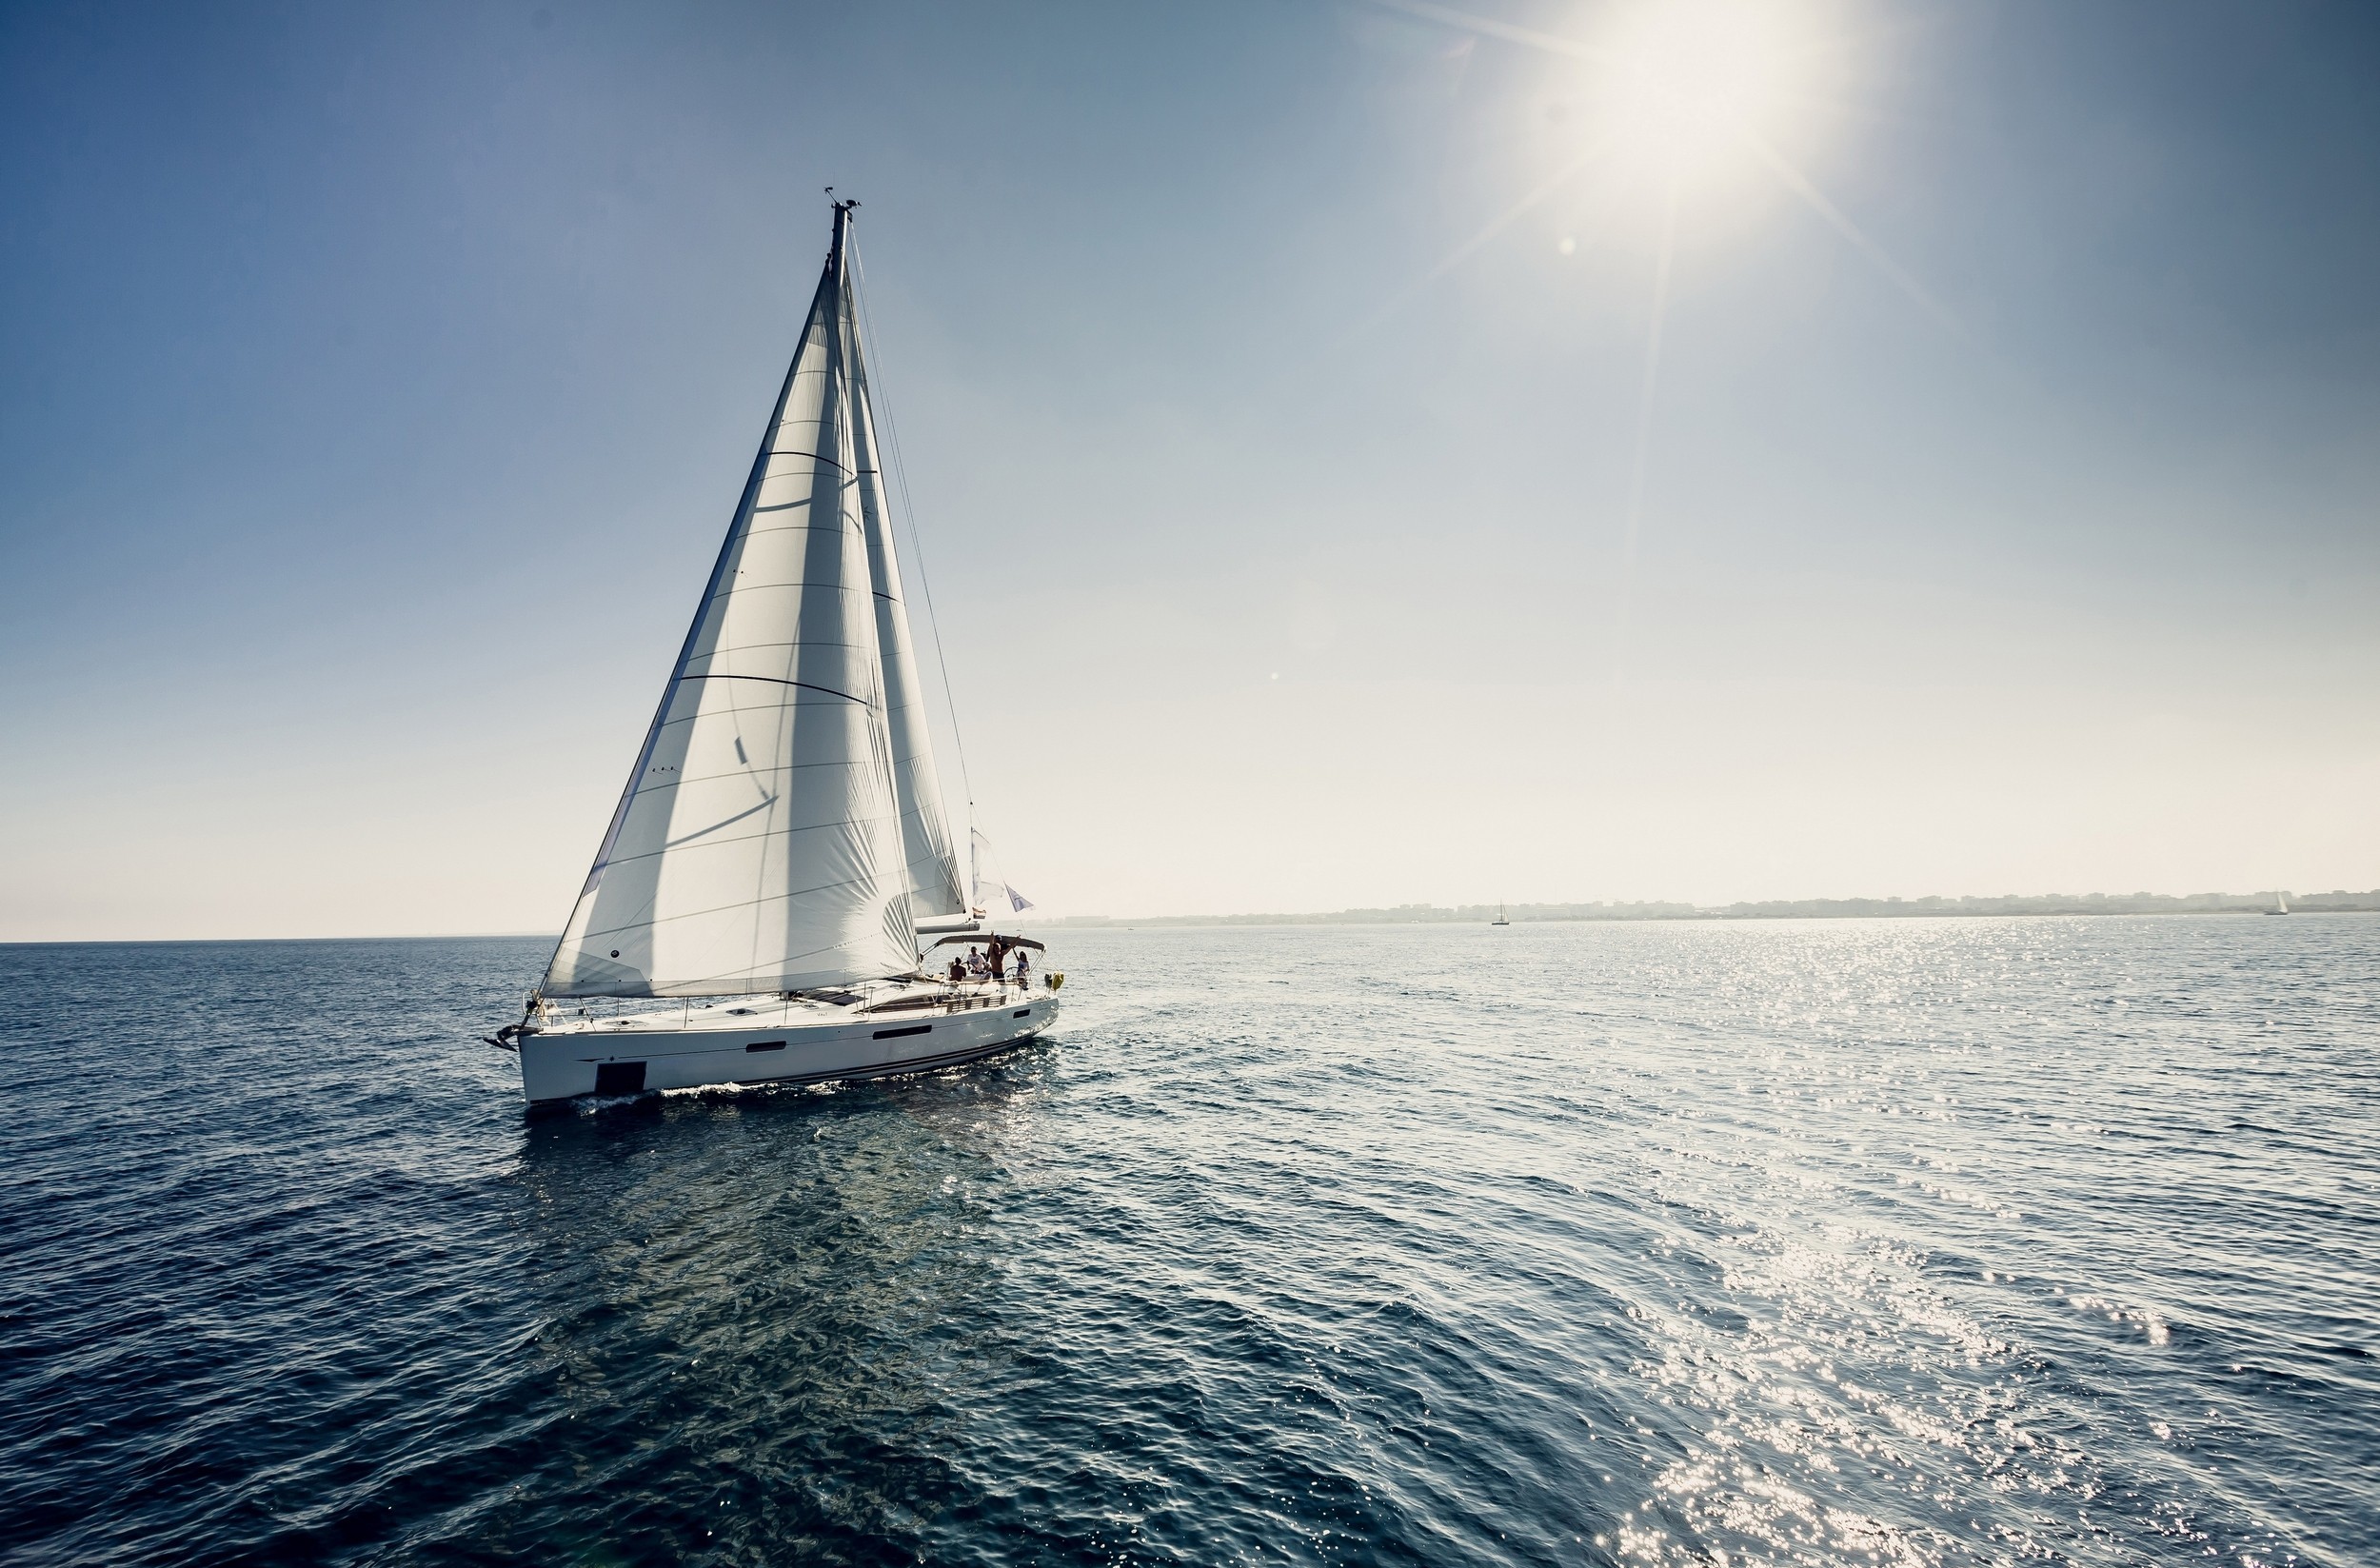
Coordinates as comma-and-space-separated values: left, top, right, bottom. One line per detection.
3, 0, 2375, 938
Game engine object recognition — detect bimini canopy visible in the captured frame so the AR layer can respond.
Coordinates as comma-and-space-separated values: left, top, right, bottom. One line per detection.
927, 933, 1045, 952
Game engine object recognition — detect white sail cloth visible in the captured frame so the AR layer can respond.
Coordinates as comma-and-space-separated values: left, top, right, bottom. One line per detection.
971, 827, 1036, 915
543, 217, 918, 999
843, 283, 968, 921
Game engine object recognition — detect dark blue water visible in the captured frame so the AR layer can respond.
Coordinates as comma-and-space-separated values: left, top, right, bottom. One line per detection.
2, 918, 2373, 1566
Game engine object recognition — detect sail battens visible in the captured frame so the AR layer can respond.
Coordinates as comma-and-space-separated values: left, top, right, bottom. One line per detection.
671, 672, 869, 705
660, 796, 779, 849
582, 812, 908, 877
577, 871, 912, 941
693, 574, 875, 599
621, 755, 901, 788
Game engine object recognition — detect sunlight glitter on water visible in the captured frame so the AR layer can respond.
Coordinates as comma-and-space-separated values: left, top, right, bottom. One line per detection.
0, 916, 2371, 1565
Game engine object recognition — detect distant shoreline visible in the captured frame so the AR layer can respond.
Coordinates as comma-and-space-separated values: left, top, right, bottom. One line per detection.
1046, 891, 2380, 928
8, 896, 2375, 947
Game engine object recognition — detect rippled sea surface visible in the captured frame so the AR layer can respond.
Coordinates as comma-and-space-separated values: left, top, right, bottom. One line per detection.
2, 918, 2375, 1566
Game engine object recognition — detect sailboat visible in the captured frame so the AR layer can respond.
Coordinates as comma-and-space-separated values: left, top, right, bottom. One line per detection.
493, 198, 1058, 1104
1492, 903, 1510, 926
2267, 891, 2291, 915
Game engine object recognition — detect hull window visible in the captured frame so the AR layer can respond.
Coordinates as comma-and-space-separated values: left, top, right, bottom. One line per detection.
744, 1040, 787, 1053
1013, 1009, 1031, 1018
594, 1062, 646, 1095
873, 1024, 932, 1041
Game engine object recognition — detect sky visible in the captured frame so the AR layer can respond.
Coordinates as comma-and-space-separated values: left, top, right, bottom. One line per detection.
2, 0, 2376, 940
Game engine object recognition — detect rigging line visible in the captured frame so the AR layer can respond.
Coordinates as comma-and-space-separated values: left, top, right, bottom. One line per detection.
847, 238, 979, 821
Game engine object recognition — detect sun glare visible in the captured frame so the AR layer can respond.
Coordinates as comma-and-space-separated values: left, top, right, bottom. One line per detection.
1586, 0, 1824, 191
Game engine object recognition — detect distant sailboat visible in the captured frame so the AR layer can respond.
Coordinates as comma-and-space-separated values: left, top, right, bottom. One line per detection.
2267, 891, 2291, 915
491, 198, 1057, 1103
1492, 903, 1510, 926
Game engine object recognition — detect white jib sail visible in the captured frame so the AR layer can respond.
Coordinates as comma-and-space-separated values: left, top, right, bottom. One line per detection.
842, 271, 968, 921
543, 212, 917, 999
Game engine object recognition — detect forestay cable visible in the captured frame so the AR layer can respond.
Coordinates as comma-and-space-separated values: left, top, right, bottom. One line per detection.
848, 241, 980, 840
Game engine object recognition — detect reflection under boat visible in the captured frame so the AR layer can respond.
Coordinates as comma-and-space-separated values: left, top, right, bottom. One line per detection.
496, 1056, 1056, 1551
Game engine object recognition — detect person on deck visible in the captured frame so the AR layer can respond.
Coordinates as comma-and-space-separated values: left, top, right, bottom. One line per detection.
946, 952, 966, 984
1012, 949, 1030, 987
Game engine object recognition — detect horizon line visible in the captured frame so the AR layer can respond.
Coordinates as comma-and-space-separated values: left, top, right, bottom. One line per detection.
6, 886, 2376, 946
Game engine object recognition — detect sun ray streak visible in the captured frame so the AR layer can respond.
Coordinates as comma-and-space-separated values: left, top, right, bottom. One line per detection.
1613, 176, 1680, 686
1743, 131, 1968, 339
1333, 143, 1612, 349
1354, 0, 1968, 344
1358, 0, 1616, 66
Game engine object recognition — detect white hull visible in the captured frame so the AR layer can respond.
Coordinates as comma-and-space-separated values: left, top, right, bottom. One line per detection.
516, 982, 1059, 1104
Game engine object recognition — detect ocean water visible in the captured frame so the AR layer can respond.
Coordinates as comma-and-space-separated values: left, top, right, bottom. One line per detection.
1, 918, 2373, 1567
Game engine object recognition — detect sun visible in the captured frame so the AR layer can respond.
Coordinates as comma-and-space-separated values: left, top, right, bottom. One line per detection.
1582, 0, 1828, 193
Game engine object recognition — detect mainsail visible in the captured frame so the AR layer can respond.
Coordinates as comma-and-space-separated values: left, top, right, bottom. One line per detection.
542, 203, 919, 998
842, 273, 968, 920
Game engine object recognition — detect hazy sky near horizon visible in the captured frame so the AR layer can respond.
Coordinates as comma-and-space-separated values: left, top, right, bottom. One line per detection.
3, 0, 2377, 940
